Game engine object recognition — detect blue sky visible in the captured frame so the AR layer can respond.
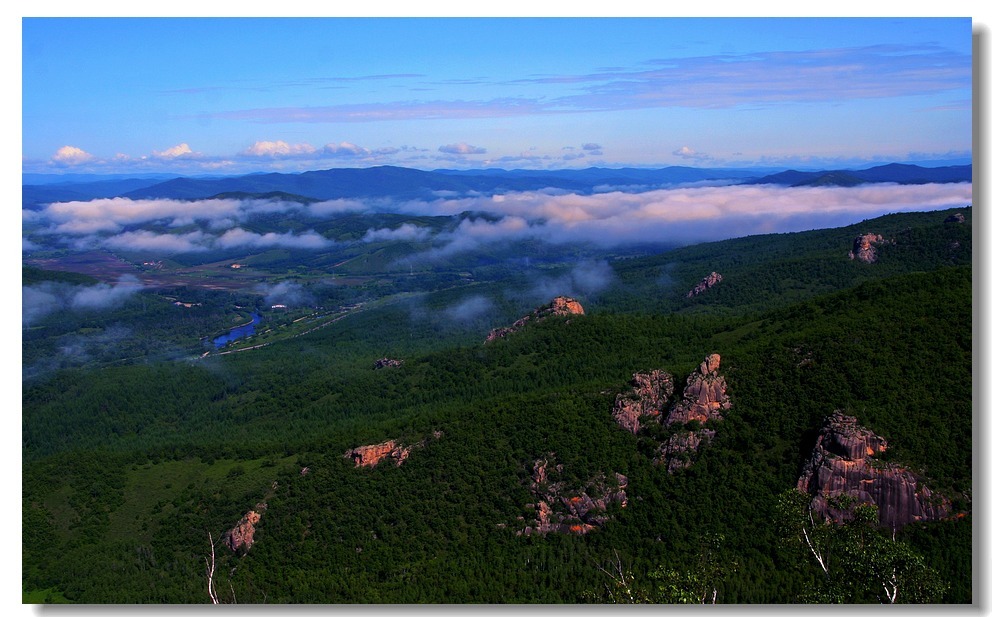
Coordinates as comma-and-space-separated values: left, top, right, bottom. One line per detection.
21, 16, 973, 175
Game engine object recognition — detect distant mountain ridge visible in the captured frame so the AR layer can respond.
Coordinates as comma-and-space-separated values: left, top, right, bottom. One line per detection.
21, 163, 972, 208
747, 163, 971, 187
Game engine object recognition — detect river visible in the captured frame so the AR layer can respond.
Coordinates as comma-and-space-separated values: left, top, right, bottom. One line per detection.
212, 313, 261, 348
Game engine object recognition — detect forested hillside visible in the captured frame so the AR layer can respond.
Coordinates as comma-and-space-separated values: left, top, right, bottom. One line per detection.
22, 208, 972, 603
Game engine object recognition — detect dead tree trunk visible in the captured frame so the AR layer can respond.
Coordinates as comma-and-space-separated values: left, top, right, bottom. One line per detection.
205, 531, 219, 604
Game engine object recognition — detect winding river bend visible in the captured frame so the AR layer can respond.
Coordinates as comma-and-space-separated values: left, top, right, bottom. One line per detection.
212, 313, 261, 348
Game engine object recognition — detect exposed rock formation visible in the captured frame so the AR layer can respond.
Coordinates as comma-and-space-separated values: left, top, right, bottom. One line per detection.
687, 272, 722, 298
345, 440, 411, 468
798, 412, 951, 529
517, 455, 628, 536
656, 429, 715, 473
666, 354, 732, 426
485, 296, 584, 343
944, 212, 966, 224
611, 369, 675, 434
848, 233, 887, 263
373, 358, 404, 369
344, 431, 442, 468
222, 503, 267, 554
544, 295, 585, 317
612, 354, 730, 433
611, 354, 731, 472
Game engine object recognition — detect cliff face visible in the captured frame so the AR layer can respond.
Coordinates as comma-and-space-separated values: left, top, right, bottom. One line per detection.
687, 272, 722, 298
848, 233, 887, 263
485, 296, 584, 343
221, 503, 267, 554
517, 455, 628, 536
610, 354, 731, 472
798, 412, 951, 529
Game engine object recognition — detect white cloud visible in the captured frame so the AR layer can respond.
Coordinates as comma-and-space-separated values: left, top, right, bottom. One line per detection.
322, 142, 371, 157
215, 228, 332, 250
69, 275, 144, 310
34, 197, 244, 235
51, 145, 94, 166
153, 143, 197, 159
26, 183, 972, 260
414, 216, 535, 261
362, 223, 432, 243
234, 140, 380, 161
672, 145, 711, 162
309, 199, 369, 216
101, 230, 211, 253
401, 182, 973, 254
438, 142, 487, 155
241, 140, 318, 157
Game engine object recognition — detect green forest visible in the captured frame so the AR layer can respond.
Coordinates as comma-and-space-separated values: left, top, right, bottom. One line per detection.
22, 207, 972, 604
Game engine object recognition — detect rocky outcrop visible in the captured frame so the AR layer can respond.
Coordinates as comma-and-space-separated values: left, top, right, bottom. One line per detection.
543, 295, 585, 317
612, 354, 730, 433
944, 212, 966, 224
373, 358, 403, 369
798, 412, 951, 529
848, 233, 887, 263
344, 432, 442, 468
666, 354, 732, 425
687, 272, 722, 298
611, 354, 730, 472
517, 455, 628, 536
656, 429, 716, 473
222, 503, 267, 554
345, 440, 411, 467
611, 369, 675, 434
485, 296, 584, 343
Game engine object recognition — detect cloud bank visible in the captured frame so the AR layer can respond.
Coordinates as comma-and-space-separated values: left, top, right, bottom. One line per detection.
216, 228, 333, 250
394, 182, 972, 254
362, 223, 432, 243
25, 196, 343, 254
24, 182, 971, 258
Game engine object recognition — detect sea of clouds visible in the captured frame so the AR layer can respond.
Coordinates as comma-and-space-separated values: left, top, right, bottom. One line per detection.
23, 183, 972, 260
